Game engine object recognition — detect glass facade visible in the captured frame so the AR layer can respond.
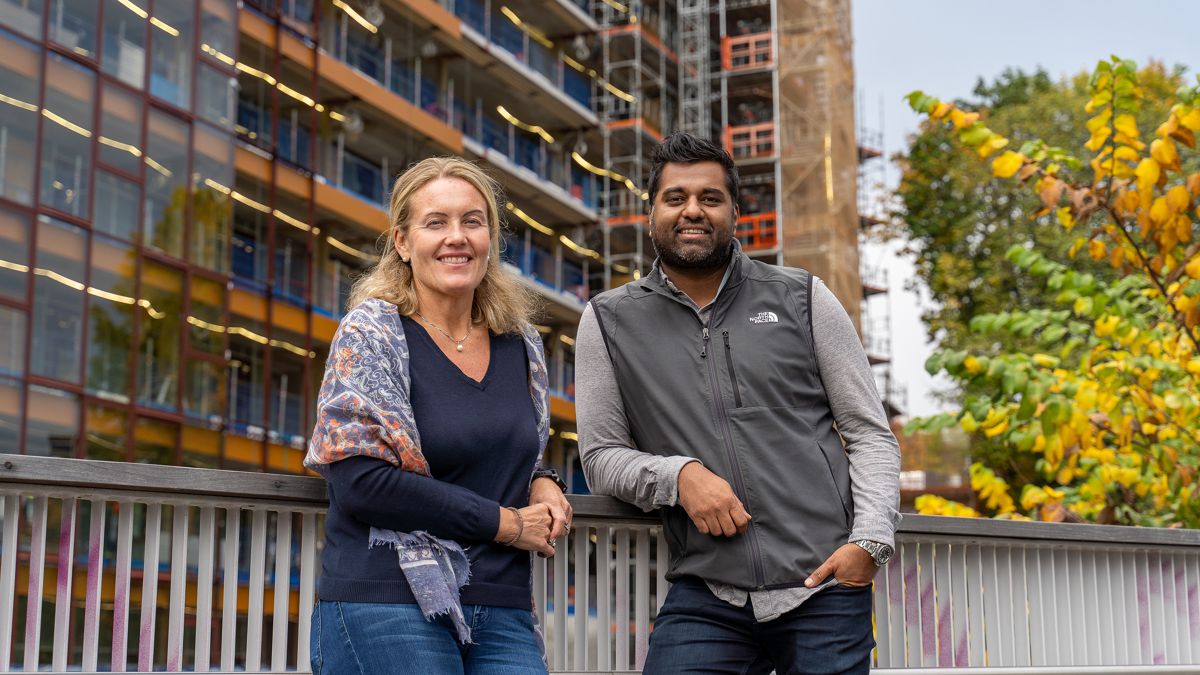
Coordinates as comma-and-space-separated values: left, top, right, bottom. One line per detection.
0, 0, 588, 473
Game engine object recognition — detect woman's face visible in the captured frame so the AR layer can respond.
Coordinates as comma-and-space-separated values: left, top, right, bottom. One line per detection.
396, 176, 492, 305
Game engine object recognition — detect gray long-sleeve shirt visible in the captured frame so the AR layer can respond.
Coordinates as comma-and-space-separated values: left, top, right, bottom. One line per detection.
576, 274, 901, 622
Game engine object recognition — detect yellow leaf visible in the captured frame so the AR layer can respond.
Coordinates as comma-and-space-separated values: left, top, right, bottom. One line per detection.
1088, 239, 1106, 261
1085, 127, 1112, 152
1188, 173, 1200, 198
1113, 145, 1140, 163
977, 136, 1009, 158
1167, 185, 1191, 212
1150, 197, 1170, 225
949, 108, 978, 129
960, 412, 978, 433
1056, 206, 1076, 230
1134, 158, 1160, 190
1032, 353, 1059, 367
1157, 114, 1180, 138
1114, 113, 1139, 138
992, 151, 1025, 178
930, 101, 952, 120
1185, 256, 1200, 279
983, 419, 1009, 438
964, 355, 982, 373
1150, 139, 1180, 170
1181, 108, 1200, 131
1086, 109, 1112, 132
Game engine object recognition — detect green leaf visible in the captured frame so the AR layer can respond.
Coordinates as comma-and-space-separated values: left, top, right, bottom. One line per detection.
958, 123, 992, 146
906, 91, 936, 113
1041, 325, 1068, 344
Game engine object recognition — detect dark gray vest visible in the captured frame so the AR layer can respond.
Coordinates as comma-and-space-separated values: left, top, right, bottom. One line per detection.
589, 251, 853, 589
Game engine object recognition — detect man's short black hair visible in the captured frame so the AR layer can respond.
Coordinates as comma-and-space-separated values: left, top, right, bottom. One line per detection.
648, 132, 740, 206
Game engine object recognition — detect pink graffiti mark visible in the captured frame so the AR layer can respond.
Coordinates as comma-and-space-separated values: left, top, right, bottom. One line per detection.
903, 557, 920, 664
139, 590, 155, 672
84, 517, 102, 654
1136, 556, 1152, 664
919, 575, 936, 662
24, 509, 46, 667
936, 580, 953, 667
111, 563, 128, 667
56, 507, 75, 610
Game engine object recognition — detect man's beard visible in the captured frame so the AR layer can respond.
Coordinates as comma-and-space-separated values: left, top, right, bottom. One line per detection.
649, 212, 735, 270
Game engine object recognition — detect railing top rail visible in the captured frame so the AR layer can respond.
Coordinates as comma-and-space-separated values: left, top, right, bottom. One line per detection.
3, 455, 1199, 548
0, 454, 328, 505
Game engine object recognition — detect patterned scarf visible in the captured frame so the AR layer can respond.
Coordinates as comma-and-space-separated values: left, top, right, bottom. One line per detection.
304, 298, 550, 643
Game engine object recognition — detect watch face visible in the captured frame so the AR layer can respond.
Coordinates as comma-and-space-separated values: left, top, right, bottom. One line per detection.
875, 546, 893, 565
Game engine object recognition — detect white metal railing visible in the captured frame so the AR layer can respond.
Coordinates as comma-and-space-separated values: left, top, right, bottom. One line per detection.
0, 455, 1198, 673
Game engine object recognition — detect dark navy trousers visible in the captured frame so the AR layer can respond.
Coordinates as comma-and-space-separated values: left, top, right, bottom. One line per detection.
642, 577, 875, 675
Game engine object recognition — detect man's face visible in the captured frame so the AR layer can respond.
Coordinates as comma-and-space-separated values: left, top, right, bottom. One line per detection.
649, 161, 738, 271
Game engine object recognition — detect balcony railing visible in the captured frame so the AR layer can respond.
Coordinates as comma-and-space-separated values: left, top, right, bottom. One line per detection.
2, 455, 1198, 673
724, 122, 776, 159
722, 33, 772, 72
735, 212, 777, 252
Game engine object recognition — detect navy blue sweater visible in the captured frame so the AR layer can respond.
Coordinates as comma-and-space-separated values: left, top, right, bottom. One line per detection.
317, 317, 541, 608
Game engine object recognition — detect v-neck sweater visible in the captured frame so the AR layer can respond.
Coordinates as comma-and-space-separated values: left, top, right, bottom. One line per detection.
316, 316, 541, 608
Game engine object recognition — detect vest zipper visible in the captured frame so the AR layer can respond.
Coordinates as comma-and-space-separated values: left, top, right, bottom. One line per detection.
702, 318, 765, 588
700, 326, 709, 358
722, 331, 742, 409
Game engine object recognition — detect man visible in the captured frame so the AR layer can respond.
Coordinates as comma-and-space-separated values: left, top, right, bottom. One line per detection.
576, 133, 901, 674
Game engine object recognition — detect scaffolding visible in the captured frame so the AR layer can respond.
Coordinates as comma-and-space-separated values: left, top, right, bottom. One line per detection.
773, 0, 861, 331
678, 0, 710, 137
594, 0, 680, 289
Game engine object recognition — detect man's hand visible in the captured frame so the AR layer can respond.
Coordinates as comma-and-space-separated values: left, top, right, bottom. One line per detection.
805, 543, 879, 588
529, 476, 573, 540
677, 462, 751, 537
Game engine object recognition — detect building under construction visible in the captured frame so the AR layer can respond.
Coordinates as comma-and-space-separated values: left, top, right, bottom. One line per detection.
593, 0, 899, 411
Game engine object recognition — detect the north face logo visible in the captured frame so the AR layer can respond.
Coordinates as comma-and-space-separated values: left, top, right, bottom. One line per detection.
749, 311, 779, 324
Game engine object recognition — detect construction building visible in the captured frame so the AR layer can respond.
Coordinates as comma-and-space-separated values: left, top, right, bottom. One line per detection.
0, 0, 900, 484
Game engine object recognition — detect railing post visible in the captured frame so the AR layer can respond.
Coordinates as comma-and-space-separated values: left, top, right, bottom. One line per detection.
51, 498, 77, 671
0, 494, 19, 672
82, 499, 106, 672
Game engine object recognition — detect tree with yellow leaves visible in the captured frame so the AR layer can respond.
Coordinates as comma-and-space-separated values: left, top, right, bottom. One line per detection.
906, 56, 1200, 527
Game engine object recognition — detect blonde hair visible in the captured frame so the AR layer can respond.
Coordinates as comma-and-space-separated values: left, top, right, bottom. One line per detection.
347, 157, 536, 334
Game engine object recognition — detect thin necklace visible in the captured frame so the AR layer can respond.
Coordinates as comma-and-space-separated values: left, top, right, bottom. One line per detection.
414, 311, 473, 352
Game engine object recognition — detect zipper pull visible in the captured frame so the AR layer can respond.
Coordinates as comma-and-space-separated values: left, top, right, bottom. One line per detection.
701, 326, 710, 358
722, 330, 730, 348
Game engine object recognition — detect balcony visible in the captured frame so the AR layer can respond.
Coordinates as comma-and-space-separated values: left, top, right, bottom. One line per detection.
735, 212, 777, 252
2, 455, 1198, 673
724, 122, 776, 160
438, 0, 597, 123
722, 32, 772, 73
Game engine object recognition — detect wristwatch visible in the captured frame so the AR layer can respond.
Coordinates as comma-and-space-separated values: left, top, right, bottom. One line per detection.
531, 468, 567, 492
853, 539, 894, 566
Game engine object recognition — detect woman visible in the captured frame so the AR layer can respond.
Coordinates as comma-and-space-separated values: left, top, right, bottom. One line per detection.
305, 157, 572, 674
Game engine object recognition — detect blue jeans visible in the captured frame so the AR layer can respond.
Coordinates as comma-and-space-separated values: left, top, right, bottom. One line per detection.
642, 577, 875, 675
311, 601, 548, 675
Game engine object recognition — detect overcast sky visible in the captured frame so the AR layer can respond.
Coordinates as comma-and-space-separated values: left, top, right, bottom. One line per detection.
851, 0, 1200, 418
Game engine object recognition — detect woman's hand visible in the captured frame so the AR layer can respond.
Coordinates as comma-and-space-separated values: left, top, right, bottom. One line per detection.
529, 476, 573, 540
495, 504, 555, 556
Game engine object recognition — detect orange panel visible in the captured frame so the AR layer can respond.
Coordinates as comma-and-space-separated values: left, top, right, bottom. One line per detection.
317, 52, 463, 154
280, 31, 314, 70
276, 165, 312, 201
315, 181, 390, 234
226, 434, 262, 466
239, 8, 275, 48
549, 395, 576, 423
271, 300, 308, 335
230, 288, 268, 322
182, 424, 221, 458
268, 442, 306, 474
235, 147, 272, 182
312, 314, 339, 344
